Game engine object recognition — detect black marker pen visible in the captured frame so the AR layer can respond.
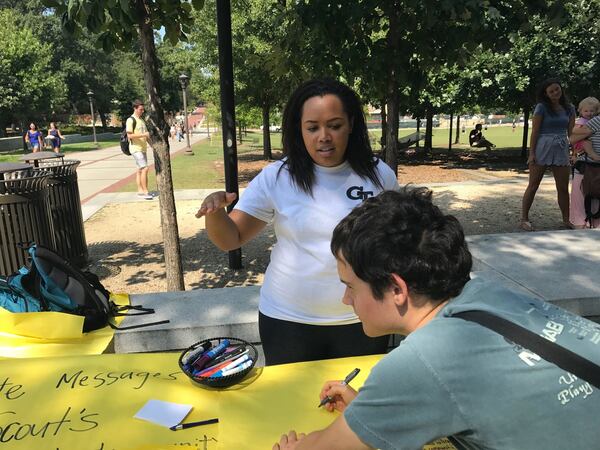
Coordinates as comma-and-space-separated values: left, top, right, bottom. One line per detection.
318, 368, 361, 408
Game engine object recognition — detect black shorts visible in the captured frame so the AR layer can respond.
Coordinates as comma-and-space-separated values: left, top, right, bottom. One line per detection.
258, 311, 390, 366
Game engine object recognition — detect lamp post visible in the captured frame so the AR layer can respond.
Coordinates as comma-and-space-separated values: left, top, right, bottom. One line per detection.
178, 74, 194, 155
86, 90, 98, 148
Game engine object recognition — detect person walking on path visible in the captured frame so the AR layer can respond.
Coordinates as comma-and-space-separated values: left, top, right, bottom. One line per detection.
196, 79, 399, 366
24, 122, 44, 152
46, 122, 65, 153
520, 78, 575, 231
126, 99, 153, 200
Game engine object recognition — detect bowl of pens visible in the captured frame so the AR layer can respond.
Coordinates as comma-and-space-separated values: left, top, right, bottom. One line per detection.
179, 337, 258, 388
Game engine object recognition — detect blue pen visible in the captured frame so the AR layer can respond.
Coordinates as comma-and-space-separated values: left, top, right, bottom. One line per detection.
182, 341, 212, 365
192, 339, 230, 370
203, 354, 250, 378
193, 349, 251, 377
204, 345, 248, 368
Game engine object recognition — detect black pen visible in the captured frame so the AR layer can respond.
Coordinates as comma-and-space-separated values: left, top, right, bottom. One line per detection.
204, 345, 247, 368
170, 418, 219, 431
318, 368, 361, 408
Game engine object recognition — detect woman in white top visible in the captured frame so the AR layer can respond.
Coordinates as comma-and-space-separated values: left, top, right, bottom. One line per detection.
196, 79, 399, 365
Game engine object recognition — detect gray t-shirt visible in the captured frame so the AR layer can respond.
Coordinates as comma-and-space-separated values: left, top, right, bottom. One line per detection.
345, 278, 600, 450
533, 102, 575, 135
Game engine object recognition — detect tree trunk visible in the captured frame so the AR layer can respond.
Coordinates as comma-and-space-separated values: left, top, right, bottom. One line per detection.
380, 100, 387, 159
384, 3, 400, 175
21, 120, 27, 151
416, 116, 420, 148
385, 83, 399, 174
425, 108, 433, 151
448, 113, 453, 151
521, 107, 530, 160
136, 0, 184, 291
262, 104, 272, 160
455, 114, 460, 144
99, 110, 108, 131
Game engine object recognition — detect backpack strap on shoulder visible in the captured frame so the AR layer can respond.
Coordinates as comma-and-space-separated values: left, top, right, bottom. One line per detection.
453, 310, 600, 389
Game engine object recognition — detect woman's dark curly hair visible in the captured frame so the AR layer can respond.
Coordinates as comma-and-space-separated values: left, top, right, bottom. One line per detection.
280, 78, 383, 195
536, 78, 573, 116
331, 188, 472, 302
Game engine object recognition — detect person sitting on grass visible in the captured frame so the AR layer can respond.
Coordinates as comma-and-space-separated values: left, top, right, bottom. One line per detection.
468, 123, 495, 150
273, 188, 600, 450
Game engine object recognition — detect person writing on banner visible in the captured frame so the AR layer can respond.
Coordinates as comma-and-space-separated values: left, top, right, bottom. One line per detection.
127, 99, 153, 200
520, 78, 575, 231
196, 79, 399, 366
273, 188, 600, 450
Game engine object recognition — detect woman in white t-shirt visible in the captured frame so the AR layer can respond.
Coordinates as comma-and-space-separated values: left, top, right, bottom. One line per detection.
196, 79, 399, 365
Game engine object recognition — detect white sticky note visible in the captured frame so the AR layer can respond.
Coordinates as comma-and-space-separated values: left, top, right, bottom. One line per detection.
134, 399, 193, 428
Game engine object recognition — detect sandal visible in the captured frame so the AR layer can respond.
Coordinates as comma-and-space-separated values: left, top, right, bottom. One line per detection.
519, 220, 534, 232
562, 221, 574, 230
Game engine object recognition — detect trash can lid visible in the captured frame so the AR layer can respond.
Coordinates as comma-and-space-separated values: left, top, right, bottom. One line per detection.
0, 162, 31, 174
20, 151, 64, 162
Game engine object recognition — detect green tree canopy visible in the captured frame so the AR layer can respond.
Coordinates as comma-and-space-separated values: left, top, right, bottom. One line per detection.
0, 8, 65, 134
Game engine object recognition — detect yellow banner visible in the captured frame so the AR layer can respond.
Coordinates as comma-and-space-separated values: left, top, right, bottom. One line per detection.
0, 352, 458, 449
0, 293, 129, 359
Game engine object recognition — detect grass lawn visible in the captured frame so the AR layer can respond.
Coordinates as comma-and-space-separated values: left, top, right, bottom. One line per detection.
377, 124, 526, 149
0, 154, 20, 163
115, 126, 527, 192
116, 131, 282, 192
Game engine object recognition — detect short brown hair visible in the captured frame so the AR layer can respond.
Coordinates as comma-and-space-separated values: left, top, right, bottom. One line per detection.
132, 99, 144, 108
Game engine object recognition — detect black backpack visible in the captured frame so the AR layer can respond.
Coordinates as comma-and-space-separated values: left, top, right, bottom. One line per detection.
5, 244, 168, 332
119, 116, 136, 156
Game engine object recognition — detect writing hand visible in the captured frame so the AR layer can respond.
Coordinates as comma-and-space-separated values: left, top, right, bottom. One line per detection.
272, 430, 306, 450
319, 380, 358, 413
195, 192, 237, 218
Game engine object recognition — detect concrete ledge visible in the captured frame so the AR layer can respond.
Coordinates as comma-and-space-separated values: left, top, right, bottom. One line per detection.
114, 229, 600, 354
467, 229, 600, 312
114, 286, 260, 353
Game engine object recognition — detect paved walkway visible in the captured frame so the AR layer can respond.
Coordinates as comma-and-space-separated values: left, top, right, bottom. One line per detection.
73, 133, 208, 220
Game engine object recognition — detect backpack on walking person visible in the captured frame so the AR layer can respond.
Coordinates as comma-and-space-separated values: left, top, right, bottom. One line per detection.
119, 116, 137, 156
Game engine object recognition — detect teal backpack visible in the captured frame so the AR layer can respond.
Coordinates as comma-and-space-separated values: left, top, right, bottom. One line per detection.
0, 244, 168, 332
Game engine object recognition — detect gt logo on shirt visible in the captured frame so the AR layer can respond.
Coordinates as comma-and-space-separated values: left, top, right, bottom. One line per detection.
346, 186, 374, 200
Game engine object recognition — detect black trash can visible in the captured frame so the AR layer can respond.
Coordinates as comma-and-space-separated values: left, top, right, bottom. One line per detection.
34, 159, 88, 267
0, 163, 55, 276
